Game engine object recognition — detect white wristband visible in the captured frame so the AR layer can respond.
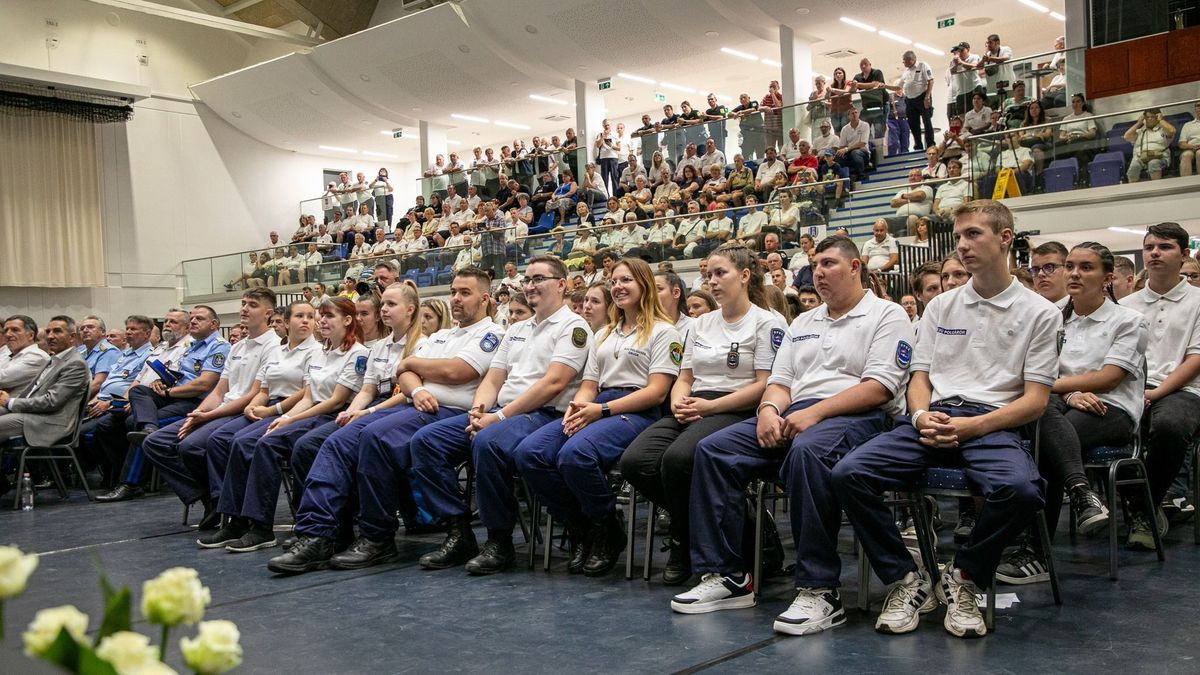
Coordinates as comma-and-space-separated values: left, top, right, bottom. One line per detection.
412, 386, 429, 397
367, 406, 378, 415
757, 401, 782, 416
911, 409, 928, 430
494, 409, 506, 421
275, 403, 284, 415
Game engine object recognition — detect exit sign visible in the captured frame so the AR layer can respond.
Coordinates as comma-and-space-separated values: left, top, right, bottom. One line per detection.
598, 79, 612, 91
654, 92, 666, 103
937, 15, 955, 29
392, 128, 403, 139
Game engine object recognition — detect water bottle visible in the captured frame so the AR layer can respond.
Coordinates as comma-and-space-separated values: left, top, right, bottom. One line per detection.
20, 472, 34, 511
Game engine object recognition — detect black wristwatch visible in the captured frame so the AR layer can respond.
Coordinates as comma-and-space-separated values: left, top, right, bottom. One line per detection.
600, 403, 612, 418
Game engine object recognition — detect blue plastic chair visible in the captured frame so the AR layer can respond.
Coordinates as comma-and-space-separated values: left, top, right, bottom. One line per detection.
1044, 158, 1078, 193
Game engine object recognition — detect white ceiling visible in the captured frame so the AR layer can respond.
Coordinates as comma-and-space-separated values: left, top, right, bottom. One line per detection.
191, 0, 1066, 165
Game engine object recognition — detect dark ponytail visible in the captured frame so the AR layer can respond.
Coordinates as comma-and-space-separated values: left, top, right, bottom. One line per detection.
1063, 241, 1116, 323
709, 242, 768, 309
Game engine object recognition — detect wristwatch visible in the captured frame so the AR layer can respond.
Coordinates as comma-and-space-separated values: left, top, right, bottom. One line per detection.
600, 403, 612, 418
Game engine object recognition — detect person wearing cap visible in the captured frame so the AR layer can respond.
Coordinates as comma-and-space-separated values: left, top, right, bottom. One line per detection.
950, 42, 984, 117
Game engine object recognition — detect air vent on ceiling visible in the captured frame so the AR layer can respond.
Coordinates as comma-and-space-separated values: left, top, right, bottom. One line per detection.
821, 49, 860, 59
542, 114, 570, 121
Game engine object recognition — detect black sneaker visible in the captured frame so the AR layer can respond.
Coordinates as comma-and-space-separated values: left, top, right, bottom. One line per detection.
662, 538, 692, 586
330, 537, 399, 570
225, 525, 277, 553
418, 516, 478, 570
1163, 494, 1195, 524
953, 501, 977, 543
583, 511, 627, 577
465, 539, 515, 575
995, 546, 1049, 585
1070, 486, 1110, 535
267, 535, 334, 574
197, 519, 249, 549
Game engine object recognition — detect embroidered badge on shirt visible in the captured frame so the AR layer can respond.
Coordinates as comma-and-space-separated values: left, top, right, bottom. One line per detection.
770, 328, 785, 350
480, 332, 500, 353
212, 353, 225, 369
355, 355, 368, 376
895, 340, 913, 368
193, 359, 202, 373
572, 327, 588, 348
669, 342, 684, 366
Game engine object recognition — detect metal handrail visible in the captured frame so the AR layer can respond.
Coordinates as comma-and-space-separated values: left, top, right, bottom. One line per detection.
965, 95, 1200, 143
947, 46, 1083, 75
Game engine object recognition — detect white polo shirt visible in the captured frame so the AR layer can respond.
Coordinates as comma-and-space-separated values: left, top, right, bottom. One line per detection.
894, 185, 934, 218
900, 60, 934, 99
935, 179, 971, 213
414, 317, 503, 410
915, 278, 1061, 408
675, 314, 695, 350
861, 235, 900, 271
221, 330, 280, 403
999, 145, 1033, 171
674, 217, 706, 244
769, 290, 914, 416
838, 121, 871, 149
584, 320, 681, 389
1060, 112, 1098, 139
257, 336, 320, 398
755, 159, 787, 185
1121, 279, 1200, 397
365, 332, 425, 395
492, 305, 591, 411
305, 342, 371, 403
738, 211, 768, 239
684, 305, 787, 393
1060, 299, 1148, 424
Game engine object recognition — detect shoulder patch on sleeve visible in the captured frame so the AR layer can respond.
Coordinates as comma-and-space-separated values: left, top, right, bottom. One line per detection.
480, 332, 500, 353
212, 352, 226, 369
355, 355, 368, 376
669, 342, 684, 366
895, 340, 913, 369
770, 328, 785, 351
571, 326, 588, 348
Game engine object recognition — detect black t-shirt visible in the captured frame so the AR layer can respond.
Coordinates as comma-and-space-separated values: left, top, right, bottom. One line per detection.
637, 123, 655, 133
705, 105, 728, 118
534, 179, 558, 196
853, 69, 885, 85
660, 114, 681, 126
681, 110, 701, 122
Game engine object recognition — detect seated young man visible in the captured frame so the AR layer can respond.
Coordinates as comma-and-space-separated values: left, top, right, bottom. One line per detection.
1119, 221, 1200, 548
833, 199, 1061, 639
670, 236, 913, 635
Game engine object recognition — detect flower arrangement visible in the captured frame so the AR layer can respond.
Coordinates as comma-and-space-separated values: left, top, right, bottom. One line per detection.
0, 545, 243, 675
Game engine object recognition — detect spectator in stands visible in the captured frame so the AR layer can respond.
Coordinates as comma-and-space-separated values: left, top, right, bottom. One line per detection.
1124, 108, 1177, 182
950, 42, 985, 115
753, 146, 786, 200
920, 147, 948, 180
766, 191, 800, 239
370, 169, 393, 228
1003, 81, 1031, 129
781, 127, 805, 159
807, 76, 831, 133
852, 58, 888, 140
618, 153, 645, 196
701, 138, 726, 172
629, 175, 653, 217
580, 162, 609, 210
336, 171, 358, 214
730, 93, 763, 161
646, 151, 670, 188
835, 108, 872, 181
1056, 94, 1099, 180
595, 119, 621, 195
889, 169, 934, 233
1111, 257, 1137, 300
736, 195, 768, 244
895, 51, 935, 150
828, 68, 854, 131
677, 164, 703, 203
0, 315, 49, 396
528, 170, 557, 223
997, 132, 1036, 194
1016, 100, 1053, 175
351, 172, 372, 218
909, 217, 933, 247
861, 219, 900, 272
1179, 102, 1200, 177
1040, 60, 1067, 110
322, 182, 339, 222
787, 140, 819, 180
963, 92, 993, 136
979, 34, 1014, 94
550, 170, 579, 225
761, 80, 784, 152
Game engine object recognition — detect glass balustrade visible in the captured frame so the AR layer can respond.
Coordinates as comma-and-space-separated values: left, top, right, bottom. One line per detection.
947, 46, 1086, 124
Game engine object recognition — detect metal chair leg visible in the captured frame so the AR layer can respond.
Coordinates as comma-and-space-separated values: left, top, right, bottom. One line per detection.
1106, 461, 1121, 580
47, 459, 70, 500
1035, 511, 1063, 605
1193, 442, 1200, 545
69, 451, 94, 502
624, 485, 638, 581
911, 493, 940, 581
856, 538, 871, 611
752, 481, 765, 598
181, 502, 191, 526
1136, 460, 1166, 562
642, 505, 655, 581
985, 584, 995, 631
13, 448, 29, 510
543, 511, 554, 572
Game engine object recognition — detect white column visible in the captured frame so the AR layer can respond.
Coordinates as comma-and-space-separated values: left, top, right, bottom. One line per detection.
779, 25, 814, 138
417, 120, 447, 173
574, 78, 605, 167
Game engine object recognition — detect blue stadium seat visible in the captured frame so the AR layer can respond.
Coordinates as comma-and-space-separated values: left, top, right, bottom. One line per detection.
1044, 158, 1078, 193
1088, 152, 1125, 187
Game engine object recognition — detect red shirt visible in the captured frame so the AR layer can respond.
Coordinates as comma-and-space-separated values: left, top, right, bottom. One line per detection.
790, 155, 819, 172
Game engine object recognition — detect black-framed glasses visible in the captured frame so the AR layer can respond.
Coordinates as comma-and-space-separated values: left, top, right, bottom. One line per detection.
1029, 263, 1062, 276
521, 275, 563, 287
1183, 272, 1200, 281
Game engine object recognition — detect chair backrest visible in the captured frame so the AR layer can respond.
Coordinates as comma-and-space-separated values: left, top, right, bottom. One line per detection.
58, 380, 92, 449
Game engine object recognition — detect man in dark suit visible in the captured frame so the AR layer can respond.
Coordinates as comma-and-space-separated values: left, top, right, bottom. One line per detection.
0, 315, 90, 495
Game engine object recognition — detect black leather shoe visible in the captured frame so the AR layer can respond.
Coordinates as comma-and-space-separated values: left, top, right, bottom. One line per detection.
566, 527, 592, 575
125, 427, 157, 446
267, 535, 334, 574
96, 484, 144, 503
331, 537, 400, 570
583, 511, 627, 577
662, 538, 692, 586
465, 538, 515, 575
197, 519, 249, 549
196, 497, 222, 531
419, 516, 478, 570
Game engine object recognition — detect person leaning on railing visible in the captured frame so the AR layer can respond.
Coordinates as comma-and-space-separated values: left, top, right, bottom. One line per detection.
1180, 101, 1200, 178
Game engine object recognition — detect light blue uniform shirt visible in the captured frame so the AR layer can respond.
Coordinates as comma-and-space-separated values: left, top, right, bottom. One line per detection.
177, 333, 231, 385
96, 343, 152, 400
77, 340, 120, 377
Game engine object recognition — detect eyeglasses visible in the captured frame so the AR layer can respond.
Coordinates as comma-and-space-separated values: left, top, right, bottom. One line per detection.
1028, 263, 1063, 276
1183, 272, 1200, 280
521, 275, 563, 287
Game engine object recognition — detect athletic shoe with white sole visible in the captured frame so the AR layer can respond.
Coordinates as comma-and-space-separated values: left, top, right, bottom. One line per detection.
995, 546, 1049, 585
225, 525, 278, 553
937, 562, 987, 638
875, 570, 936, 634
1126, 508, 1168, 551
670, 573, 755, 614
1070, 486, 1109, 535
773, 588, 846, 636
1162, 494, 1195, 524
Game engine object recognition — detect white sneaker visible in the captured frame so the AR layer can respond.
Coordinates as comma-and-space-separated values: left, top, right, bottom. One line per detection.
937, 562, 987, 638
670, 573, 756, 614
773, 588, 846, 636
875, 570, 936, 634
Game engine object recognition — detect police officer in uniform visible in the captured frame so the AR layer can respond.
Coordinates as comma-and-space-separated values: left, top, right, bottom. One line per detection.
407, 256, 591, 575
80, 316, 152, 484
77, 315, 120, 400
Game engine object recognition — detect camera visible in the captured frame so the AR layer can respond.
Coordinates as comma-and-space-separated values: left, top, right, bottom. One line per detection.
1013, 229, 1041, 267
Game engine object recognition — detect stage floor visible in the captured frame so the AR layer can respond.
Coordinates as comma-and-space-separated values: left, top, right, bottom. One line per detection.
2, 491, 1197, 673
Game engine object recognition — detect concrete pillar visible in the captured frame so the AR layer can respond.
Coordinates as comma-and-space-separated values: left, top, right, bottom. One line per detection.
574, 78, 605, 167
779, 25, 814, 139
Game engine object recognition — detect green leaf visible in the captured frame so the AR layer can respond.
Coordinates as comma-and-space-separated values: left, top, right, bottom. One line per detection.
37, 628, 84, 670
99, 573, 117, 604
78, 646, 120, 675
97, 587, 132, 641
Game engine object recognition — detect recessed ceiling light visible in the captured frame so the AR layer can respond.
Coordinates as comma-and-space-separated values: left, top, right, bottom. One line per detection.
530, 94, 569, 106
363, 151, 398, 159
457, 44, 471, 53
494, 120, 531, 130
524, 24, 538, 34
960, 17, 993, 26
510, 81, 519, 87
359, 74, 370, 82
761, 58, 781, 67
380, 130, 393, 135
659, 81, 696, 93
617, 72, 655, 84
450, 113, 489, 123
1049, 10, 1066, 20
577, 65, 588, 70
878, 30, 912, 45
840, 16, 877, 32
913, 42, 945, 56
411, 107, 421, 112
446, 139, 461, 146
319, 145, 357, 153
1018, 0, 1050, 12
721, 47, 758, 61
230, 111, 241, 118
308, 88, 320, 95
705, 31, 719, 38
795, 7, 810, 14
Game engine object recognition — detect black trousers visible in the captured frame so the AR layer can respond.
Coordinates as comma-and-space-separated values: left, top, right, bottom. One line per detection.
619, 409, 752, 546
905, 95, 935, 149
1037, 395, 1135, 540
1135, 390, 1200, 508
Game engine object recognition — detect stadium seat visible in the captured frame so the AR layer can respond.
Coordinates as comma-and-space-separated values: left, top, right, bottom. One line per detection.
1088, 152, 1125, 188
1044, 158, 1078, 193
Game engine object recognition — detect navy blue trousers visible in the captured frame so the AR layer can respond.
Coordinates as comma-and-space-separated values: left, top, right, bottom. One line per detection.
219, 414, 335, 525
833, 406, 1044, 588
142, 414, 241, 505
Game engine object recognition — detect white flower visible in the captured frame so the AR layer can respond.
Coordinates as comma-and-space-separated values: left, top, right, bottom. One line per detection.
95, 631, 161, 675
180, 620, 242, 675
141, 568, 210, 627
22, 605, 89, 656
0, 545, 38, 598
